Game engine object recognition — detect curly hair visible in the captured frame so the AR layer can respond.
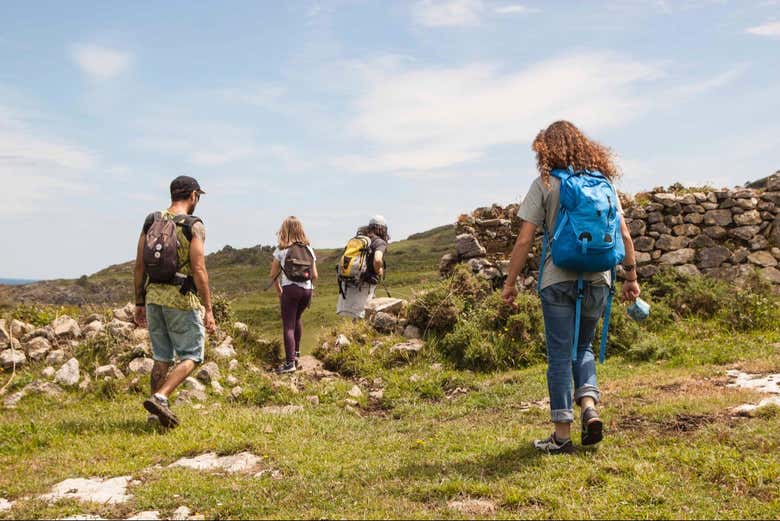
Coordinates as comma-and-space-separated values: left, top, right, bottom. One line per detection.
532, 121, 620, 188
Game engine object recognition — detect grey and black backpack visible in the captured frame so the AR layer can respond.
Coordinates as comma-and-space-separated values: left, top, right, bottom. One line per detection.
142, 212, 202, 284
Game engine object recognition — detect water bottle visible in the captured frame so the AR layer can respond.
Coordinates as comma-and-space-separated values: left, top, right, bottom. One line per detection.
627, 297, 651, 322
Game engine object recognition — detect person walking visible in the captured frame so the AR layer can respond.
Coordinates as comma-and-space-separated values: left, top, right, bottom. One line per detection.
502, 121, 641, 454
336, 216, 389, 319
269, 217, 318, 374
133, 175, 217, 429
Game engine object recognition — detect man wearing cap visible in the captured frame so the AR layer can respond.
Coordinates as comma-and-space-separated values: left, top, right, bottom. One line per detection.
337, 215, 390, 319
133, 175, 216, 429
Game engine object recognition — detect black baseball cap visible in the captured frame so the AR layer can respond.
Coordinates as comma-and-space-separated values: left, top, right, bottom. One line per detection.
170, 175, 206, 198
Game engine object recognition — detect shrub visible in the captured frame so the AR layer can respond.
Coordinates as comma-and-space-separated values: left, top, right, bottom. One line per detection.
232, 331, 281, 368
406, 264, 489, 335
211, 293, 234, 326
646, 268, 730, 319
724, 284, 779, 332
624, 334, 680, 362
438, 291, 545, 371
11, 304, 60, 327
595, 299, 641, 356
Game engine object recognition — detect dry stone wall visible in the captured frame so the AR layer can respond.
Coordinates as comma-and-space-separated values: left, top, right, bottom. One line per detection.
440, 172, 780, 290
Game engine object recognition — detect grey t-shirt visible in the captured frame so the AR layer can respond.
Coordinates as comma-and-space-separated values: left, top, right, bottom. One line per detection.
517, 176, 622, 291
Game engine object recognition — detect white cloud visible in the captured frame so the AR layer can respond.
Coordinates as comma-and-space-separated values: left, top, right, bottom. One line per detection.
746, 21, 780, 38
494, 4, 538, 15
338, 52, 662, 174
412, 0, 484, 27
71, 44, 132, 80
220, 84, 285, 108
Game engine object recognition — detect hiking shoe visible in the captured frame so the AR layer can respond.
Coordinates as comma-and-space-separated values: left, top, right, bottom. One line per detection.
533, 433, 575, 454
277, 361, 296, 374
581, 406, 604, 446
143, 395, 179, 429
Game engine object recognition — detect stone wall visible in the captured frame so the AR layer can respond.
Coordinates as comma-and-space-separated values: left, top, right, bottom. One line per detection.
440, 172, 780, 290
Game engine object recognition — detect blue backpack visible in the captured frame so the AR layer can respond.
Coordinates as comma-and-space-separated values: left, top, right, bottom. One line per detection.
537, 167, 625, 363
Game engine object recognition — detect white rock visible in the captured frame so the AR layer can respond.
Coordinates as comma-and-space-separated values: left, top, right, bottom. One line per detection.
107, 319, 134, 337
169, 452, 262, 474
226, 375, 238, 386
228, 359, 240, 372
171, 506, 192, 520
347, 385, 363, 398
183, 377, 206, 392
40, 476, 132, 504
260, 405, 303, 415
233, 322, 249, 335
26, 336, 52, 361
82, 321, 104, 338
3, 390, 26, 408
345, 398, 359, 407
335, 334, 351, 349
0, 319, 9, 345
0, 498, 12, 512
390, 339, 424, 354
306, 395, 320, 405
55, 358, 80, 387
365, 297, 406, 316
403, 325, 422, 340
10, 319, 34, 338
52, 315, 81, 339
113, 303, 135, 322
726, 371, 780, 394
175, 389, 207, 404
0, 349, 26, 369
126, 511, 161, 520
212, 337, 236, 359
46, 349, 67, 366
42, 366, 56, 379
130, 328, 150, 344
211, 380, 224, 395
95, 365, 125, 380
128, 357, 155, 375
447, 499, 497, 516
196, 362, 221, 384
369, 389, 384, 401
230, 386, 243, 400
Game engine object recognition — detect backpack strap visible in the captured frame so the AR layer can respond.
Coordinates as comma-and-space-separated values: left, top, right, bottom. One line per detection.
172, 215, 203, 242
598, 266, 617, 364
572, 274, 584, 360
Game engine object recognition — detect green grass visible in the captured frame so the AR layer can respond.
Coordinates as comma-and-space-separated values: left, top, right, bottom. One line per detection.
1, 318, 779, 519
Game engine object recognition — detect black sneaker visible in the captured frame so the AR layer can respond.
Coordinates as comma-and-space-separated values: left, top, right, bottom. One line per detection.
533, 433, 575, 454
277, 361, 296, 374
143, 395, 179, 429
581, 406, 603, 446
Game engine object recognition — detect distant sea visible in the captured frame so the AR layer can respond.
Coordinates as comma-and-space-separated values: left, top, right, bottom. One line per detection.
0, 278, 38, 286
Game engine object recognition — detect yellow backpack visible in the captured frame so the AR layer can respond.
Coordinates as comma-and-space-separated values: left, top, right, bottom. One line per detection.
337, 235, 371, 293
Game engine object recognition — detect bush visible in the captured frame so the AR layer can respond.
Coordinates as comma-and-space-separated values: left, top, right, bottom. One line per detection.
11, 304, 60, 327
624, 334, 680, 362
595, 299, 641, 356
646, 268, 731, 319
406, 265, 489, 335
211, 293, 234, 326
438, 291, 545, 371
232, 331, 281, 368
722, 276, 779, 332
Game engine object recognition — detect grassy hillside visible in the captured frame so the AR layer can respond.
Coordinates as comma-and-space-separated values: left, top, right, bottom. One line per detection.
1, 225, 455, 353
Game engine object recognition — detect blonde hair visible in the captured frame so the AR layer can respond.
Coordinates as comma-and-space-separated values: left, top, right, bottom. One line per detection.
277, 216, 310, 249
532, 120, 620, 188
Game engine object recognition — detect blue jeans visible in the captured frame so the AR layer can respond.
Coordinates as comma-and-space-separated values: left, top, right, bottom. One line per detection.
146, 304, 205, 364
540, 281, 608, 424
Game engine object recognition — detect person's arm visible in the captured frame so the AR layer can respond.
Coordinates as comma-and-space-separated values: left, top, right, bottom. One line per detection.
133, 233, 148, 328
501, 221, 538, 305
311, 254, 319, 285
373, 250, 385, 280
190, 234, 216, 333
620, 216, 641, 302
269, 259, 283, 297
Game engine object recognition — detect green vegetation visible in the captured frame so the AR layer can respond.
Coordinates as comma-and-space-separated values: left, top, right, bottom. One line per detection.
2, 225, 780, 519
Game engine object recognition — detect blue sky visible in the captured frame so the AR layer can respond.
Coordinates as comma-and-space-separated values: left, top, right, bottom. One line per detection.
1, 0, 779, 279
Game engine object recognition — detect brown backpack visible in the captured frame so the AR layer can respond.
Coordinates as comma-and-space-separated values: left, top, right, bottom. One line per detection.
282, 243, 315, 283
142, 212, 202, 284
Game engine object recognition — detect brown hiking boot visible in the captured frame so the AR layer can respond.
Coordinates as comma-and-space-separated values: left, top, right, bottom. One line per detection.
143, 395, 179, 429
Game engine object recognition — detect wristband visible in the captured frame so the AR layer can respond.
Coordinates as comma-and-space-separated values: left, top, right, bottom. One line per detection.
623, 264, 636, 272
